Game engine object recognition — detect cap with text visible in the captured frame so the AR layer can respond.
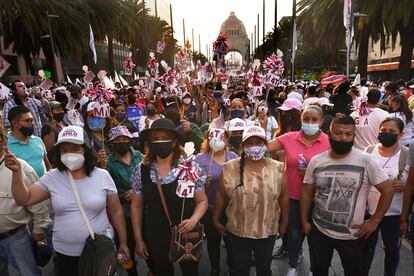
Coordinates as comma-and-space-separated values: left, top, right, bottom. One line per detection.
242, 125, 266, 142
55, 126, 87, 146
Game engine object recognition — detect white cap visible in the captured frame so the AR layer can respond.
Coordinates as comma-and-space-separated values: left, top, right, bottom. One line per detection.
55, 126, 87, 146
287, 91, 304, 102
318, 97, 334, 107
228, 118, 246, 131
242, 125, 266, 142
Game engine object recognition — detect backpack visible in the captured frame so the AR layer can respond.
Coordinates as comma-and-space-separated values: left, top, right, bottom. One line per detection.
365, 144, 409, 180
68, 172, 119, 276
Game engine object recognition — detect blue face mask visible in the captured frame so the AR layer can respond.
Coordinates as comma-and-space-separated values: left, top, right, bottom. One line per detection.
88, 117, 106, 131
231, 109, 245, 119
301, 123, 320, 136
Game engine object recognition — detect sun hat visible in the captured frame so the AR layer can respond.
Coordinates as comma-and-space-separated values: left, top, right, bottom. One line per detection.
139, 118, 185, 145
107, 125, 133, 142
278, 98, 303, 111
242, 125, 266, 143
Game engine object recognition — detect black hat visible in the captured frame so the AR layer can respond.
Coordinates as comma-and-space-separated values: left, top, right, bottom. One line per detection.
139, 118, 185, 145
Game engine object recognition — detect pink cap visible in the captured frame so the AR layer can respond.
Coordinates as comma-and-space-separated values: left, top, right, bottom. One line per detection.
278, 98, 303, 111
242, 125, 266, 142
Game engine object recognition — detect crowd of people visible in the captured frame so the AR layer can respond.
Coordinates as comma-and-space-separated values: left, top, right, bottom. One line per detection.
1, 74, 414, 276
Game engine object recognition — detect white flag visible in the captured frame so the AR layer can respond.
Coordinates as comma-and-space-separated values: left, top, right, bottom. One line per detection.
344, 0, 353, 48
89, 25, 97, 64
119, 72, 129, 86
66, 74, 73, 84
291, 19, 297, 64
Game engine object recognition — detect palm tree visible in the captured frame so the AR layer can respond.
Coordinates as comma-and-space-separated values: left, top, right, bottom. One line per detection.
381, 0, 414, 80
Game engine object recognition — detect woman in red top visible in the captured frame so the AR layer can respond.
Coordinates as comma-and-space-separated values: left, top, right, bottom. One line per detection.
268, 105, 331, 276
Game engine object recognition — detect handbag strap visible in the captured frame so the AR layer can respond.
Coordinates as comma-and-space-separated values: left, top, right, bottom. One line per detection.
68, 171, 95, 239
155, 176, 173, 227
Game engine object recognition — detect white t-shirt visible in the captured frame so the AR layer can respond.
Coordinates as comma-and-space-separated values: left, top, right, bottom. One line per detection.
249, 116, 278, 140
36, 168, 118, 256
352, 97, 362, 109
390, 112, 413, 146
366, 145, 408, 216
304, 148, 389, 240
350, 108, 389, 150
303, 97, 320, 109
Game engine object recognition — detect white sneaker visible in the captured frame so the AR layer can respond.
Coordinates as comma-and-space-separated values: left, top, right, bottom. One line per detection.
286, 267, 298, 276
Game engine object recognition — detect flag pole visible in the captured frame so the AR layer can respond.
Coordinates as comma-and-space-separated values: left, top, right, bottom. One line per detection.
291, 0, 297, 82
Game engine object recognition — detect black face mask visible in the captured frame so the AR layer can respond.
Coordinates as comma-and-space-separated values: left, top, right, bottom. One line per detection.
229, 136, 242, 149
147, 109, 156, 116
19, 126, 34, 137
230, 110, 245, 119
128, 95, 136, 105
378, 132, 398, 147
112, 142, 131, 156
150, 141, 173, 159
329, 136, 354, 155
53, 112, 65, 122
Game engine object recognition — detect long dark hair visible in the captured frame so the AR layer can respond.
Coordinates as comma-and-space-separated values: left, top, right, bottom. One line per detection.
52, 144, 97, 176
275, 109, 301, 137
390, 95, 413, 124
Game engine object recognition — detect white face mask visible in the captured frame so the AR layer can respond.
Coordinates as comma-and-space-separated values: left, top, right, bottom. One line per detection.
209, 139, 226, 152
61, 153, 85, 171
183, 98, 191, 105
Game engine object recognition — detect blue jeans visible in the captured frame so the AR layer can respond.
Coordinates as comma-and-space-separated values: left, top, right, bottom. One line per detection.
0, 227, 42, 276
227, 233, 276, 276
287, 199, 305, 268
361, 215, 401, 276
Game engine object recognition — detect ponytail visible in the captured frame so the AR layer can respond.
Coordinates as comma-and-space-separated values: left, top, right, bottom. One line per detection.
235, 152, 246, 189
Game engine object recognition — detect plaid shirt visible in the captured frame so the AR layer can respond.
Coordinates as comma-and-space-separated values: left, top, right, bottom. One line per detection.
2, 98, 45, 137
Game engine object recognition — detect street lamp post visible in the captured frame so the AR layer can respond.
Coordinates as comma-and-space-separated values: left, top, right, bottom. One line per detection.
46, 11, 59, 83
346, 12, 368, 76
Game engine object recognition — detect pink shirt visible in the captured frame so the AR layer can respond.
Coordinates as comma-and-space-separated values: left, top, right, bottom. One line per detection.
276, 131, 330, 200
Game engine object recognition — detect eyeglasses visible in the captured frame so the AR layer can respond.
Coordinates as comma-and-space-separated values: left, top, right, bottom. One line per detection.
19, 118, 34, 124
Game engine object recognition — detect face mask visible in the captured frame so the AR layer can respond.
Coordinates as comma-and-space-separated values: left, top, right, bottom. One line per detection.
53, 112, 65, 122
229, 136, 242, 149
61, 153, 85, 171
243, 145, 266, 161
209, 139, 226, 152
128, 95, 136, 105
378, 132, 398, 147
150, 141, 173, 158
230, 109, 245, 119
19, 126, 34, 137
147, 108, 156, 116
112, 142, 130, 156
183, 98, 192, 105
88, 117, 106, 131
302, 123, 320, 136
329, 136, 354, 155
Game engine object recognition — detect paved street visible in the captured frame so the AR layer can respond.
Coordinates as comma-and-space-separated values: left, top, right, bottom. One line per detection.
9, 235, 413, 275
